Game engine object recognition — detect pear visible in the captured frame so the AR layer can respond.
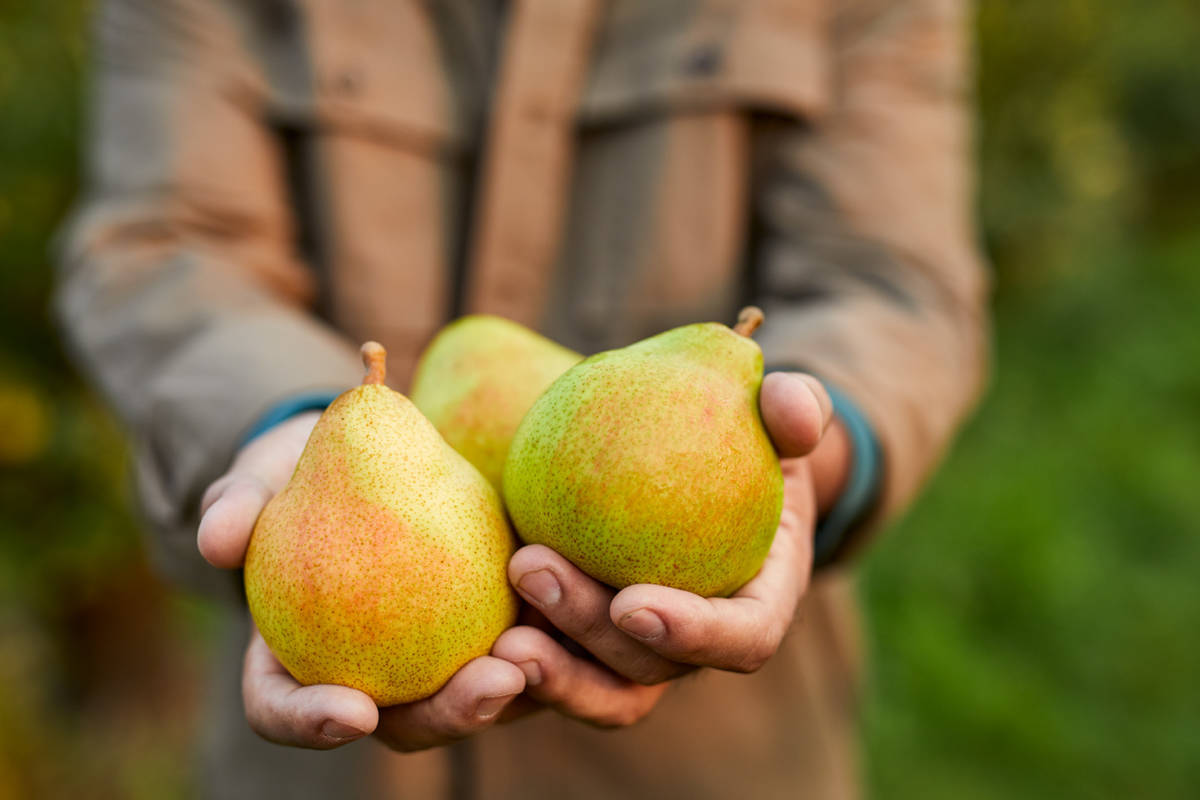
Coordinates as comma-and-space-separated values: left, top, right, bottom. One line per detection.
410, 315, 582, 490
503, 308, 783, 598
244, 342, 519, 706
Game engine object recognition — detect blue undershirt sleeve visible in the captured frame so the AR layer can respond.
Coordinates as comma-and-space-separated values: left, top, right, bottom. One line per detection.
241, 391, 341, 446
765, 368, 882, 568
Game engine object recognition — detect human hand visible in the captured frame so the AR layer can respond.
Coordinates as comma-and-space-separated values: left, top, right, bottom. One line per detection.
491, 371, 836, 728
198, 410, 525, 751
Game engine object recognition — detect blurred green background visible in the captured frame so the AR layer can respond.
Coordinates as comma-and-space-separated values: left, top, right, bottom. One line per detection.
1, 1, 1197, 797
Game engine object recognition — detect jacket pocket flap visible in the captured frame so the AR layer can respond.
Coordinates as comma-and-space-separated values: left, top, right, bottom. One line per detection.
579, 0, 830, 125
258, 2, 469, 153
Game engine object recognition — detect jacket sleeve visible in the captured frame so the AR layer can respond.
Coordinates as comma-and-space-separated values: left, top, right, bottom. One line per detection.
55, 0, 363, 591
752, 0, 992, 562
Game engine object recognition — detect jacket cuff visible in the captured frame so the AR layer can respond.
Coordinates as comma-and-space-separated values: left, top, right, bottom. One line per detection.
242, 391, 342, 445
765, 368, 883, 568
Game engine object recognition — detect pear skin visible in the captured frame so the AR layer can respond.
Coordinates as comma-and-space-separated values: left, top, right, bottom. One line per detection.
244, 342, 519, 706
410, 316, 582, 490
503, 308, 783, 598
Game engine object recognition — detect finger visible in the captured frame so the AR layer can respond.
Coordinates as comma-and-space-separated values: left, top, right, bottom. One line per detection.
760, 372, 833, 458
242, 629, 378, 750
200, 473, 237, 516
509, 545, 685, 685
197, 476, 273, 568
492, 626, 668, 728
609, 507, 813, 673
495, 693, 545, 724
516, 602, 555, 633
373, 656, 525, 752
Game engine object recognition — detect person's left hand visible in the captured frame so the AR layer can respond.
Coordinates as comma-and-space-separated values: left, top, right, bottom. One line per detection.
490, 371, 835, 727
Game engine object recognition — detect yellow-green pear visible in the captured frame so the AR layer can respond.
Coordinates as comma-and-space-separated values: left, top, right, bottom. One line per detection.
244, 342, 518, 706
410, 315, 582, 490
503, 308, 783, 598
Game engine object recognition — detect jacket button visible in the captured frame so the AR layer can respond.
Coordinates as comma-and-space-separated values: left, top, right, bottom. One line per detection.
683, 44, 722, 77
522, 98, 554, 124
332, 69, 362, 96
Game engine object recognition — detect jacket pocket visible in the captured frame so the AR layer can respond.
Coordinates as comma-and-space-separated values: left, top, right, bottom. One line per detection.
557, 0, 831, 343
258, 1, 469, 156
248, 2, 467, 385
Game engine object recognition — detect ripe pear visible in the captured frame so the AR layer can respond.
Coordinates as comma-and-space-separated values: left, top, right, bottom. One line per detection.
503, 308, 783, 598
410, 315, 582, 490
244, 342, 518, 706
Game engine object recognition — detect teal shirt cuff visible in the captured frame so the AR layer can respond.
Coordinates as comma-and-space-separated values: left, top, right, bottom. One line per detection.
813, 382, 881, 567
765, 369, 882, 568
241, 391, 341, 446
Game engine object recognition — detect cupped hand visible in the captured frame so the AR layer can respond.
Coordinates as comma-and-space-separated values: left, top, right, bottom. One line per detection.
241, 624, 524, 751
198, 410, 525, 751
492, 371, 834, 728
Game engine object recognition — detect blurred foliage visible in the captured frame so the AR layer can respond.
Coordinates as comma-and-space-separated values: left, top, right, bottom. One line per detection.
861, 1, 1200, 798
0, 0, 1196, 797
0, 2, 211, 797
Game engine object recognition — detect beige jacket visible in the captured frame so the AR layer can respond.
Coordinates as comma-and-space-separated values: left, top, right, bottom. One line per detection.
57, 0, 989, 797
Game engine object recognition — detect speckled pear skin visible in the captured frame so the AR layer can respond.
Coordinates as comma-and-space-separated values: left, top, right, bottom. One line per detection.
244, 348, 518, 706
410, 315, 582, 490
502, 319, 784, 598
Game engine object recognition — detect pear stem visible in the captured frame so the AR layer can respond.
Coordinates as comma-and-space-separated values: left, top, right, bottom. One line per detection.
361, 341, 387, 385
733, 306, 764, 337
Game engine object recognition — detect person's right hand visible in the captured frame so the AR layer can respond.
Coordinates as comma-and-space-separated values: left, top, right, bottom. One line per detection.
197, 410, 525, 751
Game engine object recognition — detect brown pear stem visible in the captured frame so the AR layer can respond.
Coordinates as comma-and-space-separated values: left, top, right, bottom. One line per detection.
733, 306, 764, 337
361, 341, 387, 385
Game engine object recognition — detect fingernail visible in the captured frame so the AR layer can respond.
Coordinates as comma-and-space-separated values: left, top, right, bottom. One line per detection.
476, 693, 517, 719
794, 374, 832, 431
321, 720, 366, 741
618, 609, 665, 641
517, 569, 561, 607
516, 660, 543, 687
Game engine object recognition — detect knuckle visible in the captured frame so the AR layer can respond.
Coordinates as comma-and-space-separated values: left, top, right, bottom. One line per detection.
626, 658, 678, 687
489, 628, 537, 663
371, 717, 419, 752
245, 711, 271, 740
375, 736, 406, 753
730, 651, 767, 674
283, 705, 316, 741
730, 627, 782, 674
246, 708, 293, 746
379, 705, 477, 753
438, 710, 483, 740
572, 605, 615, 643
630, 671, 666, 687
670, 633, 711, 666
199, 482, 227, 514
591, 703, 645, 729
241, 688, 267, 734
585, 686, 664, 729
376, 733, 426, 754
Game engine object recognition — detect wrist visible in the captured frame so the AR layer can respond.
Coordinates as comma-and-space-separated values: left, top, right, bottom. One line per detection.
811, 382, 882, 566
230, 409, 321, 489
810, 417, 852, 516
242, 391, 341, 446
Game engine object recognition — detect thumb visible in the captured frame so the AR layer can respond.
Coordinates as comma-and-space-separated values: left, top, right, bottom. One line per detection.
196, 410, 320, 569
759, 372, 833, 459
197, 474, 274, 569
